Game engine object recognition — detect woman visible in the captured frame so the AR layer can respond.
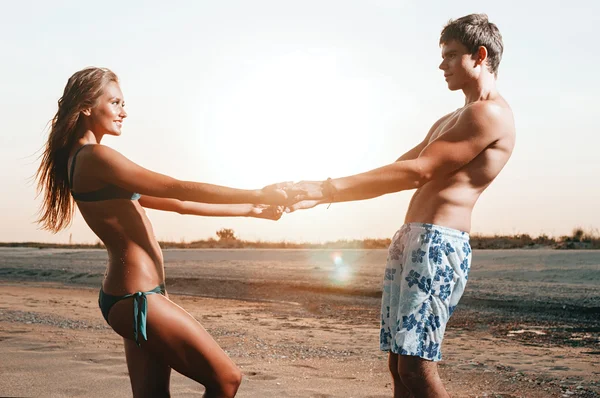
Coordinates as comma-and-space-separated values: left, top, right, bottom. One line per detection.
35, 67, 297, 397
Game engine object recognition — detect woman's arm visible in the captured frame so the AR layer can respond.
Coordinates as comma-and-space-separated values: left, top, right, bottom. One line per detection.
138, 196, 283, 220
84, 144, 297, 205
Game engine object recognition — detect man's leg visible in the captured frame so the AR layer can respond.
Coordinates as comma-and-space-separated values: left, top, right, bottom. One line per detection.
388, 352, 413, 398
397, 354, 450, 398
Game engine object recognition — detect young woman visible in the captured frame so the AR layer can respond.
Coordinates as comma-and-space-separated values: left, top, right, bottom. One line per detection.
36, 67, 298, 397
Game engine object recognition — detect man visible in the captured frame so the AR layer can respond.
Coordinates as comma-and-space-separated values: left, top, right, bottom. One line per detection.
288, 14, 515, 397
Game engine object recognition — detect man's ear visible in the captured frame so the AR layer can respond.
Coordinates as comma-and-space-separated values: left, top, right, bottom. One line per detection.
475, 46, 488, 66
81, 108, 92, 116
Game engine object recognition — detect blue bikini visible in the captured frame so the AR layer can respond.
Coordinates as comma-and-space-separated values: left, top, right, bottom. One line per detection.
69, 144, 164, 347
69, 144, 141, 202
98, 284, 166, 346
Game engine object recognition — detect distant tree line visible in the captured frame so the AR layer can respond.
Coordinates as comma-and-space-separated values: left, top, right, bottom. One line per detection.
2, 227, 599, 250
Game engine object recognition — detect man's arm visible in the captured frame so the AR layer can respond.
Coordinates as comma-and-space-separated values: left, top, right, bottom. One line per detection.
291, 103, 503, 206
394, 113, 452, 162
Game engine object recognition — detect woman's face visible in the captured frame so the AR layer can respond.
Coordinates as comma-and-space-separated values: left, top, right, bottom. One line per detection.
85, 81, 127, 136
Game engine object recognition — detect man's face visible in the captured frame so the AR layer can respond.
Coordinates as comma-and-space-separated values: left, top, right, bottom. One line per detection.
439, 40, 479, 91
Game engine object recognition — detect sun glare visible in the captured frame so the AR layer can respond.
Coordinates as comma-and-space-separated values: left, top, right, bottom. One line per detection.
202, 51, 384, 186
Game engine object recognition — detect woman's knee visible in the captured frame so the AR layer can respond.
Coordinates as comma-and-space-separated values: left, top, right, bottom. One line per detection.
230, 368, 243, 395
224, 366, 243, 394
208, 367, 242, 397
132, 384, 170, 398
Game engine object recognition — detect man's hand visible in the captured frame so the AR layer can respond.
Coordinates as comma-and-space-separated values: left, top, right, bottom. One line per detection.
285, 199, 323, 213
259, 181, 306, 205
286, 180, 325, 201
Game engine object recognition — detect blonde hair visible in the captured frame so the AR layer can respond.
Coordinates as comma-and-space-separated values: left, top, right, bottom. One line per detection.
36, 67, 119, 232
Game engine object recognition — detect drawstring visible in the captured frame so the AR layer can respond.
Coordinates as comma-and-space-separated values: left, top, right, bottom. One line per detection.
123, 286, 163, 347
132, 292, 148, 347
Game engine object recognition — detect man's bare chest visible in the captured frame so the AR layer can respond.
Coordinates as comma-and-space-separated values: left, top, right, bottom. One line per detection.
428, 109, 465, 143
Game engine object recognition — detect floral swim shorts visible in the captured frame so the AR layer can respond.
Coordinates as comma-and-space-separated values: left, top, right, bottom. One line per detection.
380, 223, 472, 361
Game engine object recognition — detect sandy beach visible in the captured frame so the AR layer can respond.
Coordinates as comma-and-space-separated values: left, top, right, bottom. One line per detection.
1, 248, 598, 397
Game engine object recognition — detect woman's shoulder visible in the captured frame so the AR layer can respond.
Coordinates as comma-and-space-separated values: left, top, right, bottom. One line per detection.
73, 144, 132, 176
83, 143, 127, 162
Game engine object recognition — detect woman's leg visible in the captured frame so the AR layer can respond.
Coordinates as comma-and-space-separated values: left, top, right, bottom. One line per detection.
123, 338, 172, 397
108, 294, 242, 398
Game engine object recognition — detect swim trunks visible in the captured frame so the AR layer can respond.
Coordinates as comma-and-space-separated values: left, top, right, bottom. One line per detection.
380, 223, 471, 361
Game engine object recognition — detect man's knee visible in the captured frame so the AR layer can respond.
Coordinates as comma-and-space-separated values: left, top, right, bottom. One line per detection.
397, 357, 436, 390
398, 366, 422, 389
388, 352, 401, 380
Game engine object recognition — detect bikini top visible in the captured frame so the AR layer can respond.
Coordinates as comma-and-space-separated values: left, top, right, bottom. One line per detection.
68, 144, 141, 202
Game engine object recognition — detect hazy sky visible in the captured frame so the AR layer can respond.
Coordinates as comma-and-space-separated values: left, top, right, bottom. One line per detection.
1, 1, 598, 244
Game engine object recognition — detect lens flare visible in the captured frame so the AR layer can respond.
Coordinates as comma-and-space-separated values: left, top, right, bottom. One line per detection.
330, 252, 352, 284
333, 254, 343, 266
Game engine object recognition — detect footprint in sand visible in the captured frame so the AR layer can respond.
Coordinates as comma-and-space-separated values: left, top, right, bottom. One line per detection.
549, 365, 570, 371
62, 387, 90, 396
280, 322, 311, 330
5, 329, 29, 334
243, 371, 277, 380
73, 355, 122, 366
21, 344, 63, 352
291, 364, 318, 370
489, 395, 519, 398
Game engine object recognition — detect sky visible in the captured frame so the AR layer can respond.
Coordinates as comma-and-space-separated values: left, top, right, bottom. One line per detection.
1, 0, 598, 244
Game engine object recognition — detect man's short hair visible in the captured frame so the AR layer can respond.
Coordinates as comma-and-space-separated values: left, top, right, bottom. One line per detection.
440, 14, 504, 76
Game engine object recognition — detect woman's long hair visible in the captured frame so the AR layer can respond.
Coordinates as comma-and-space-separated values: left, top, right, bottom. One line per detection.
35, 67, 118, 232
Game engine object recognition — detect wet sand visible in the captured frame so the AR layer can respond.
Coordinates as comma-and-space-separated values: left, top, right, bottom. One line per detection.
0, 248, 598, 397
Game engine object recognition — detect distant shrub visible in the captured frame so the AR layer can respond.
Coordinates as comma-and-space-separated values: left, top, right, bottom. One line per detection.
216, 228, 237, 241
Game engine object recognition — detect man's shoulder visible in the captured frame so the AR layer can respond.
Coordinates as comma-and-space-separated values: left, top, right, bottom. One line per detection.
461, 99, 514, 135
464, 99, 510, 118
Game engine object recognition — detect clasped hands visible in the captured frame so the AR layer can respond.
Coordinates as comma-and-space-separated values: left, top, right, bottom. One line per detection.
252, 180, 334, 221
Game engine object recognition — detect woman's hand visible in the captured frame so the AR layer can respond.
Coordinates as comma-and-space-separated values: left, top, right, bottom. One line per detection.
249, 204, 284, 220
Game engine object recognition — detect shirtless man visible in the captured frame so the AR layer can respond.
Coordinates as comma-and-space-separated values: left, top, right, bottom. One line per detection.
287, 14, 515, 397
